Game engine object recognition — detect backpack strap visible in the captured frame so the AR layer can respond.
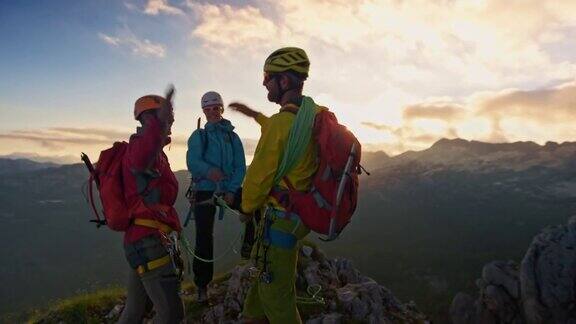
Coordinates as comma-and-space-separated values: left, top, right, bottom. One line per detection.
200, 129, 209, 160
194, 117, 210, 161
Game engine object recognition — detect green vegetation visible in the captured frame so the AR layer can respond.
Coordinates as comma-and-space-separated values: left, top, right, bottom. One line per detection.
27, 287, 124, 324
23, 270, 330, 323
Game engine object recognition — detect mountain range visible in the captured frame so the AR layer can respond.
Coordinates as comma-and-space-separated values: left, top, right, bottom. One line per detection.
2, 138, 576, 322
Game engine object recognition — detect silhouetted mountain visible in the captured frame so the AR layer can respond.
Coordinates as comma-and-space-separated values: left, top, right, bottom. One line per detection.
3, 139, 576, 322
0, 158, 59, 175
360, 150, 390, 172
0, 152, 77, 165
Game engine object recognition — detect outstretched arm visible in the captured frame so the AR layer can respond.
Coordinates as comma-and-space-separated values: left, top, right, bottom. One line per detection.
229, 102, 270, 128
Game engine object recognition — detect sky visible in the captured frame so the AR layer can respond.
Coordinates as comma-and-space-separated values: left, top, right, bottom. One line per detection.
1, 0, 575, 170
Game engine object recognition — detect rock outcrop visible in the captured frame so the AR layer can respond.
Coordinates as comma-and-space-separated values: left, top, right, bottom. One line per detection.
198, 244, 428, 323
451, 217, 576, 323
100, 244, 428, 323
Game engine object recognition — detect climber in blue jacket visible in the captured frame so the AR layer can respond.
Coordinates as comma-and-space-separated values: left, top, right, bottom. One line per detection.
186, 91, 246, 302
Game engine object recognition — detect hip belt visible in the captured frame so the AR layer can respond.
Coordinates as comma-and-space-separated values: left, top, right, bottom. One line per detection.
262, 207, 300, 250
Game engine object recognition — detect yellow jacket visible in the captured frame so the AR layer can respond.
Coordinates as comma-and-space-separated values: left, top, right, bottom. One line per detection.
241, 103, 325, 214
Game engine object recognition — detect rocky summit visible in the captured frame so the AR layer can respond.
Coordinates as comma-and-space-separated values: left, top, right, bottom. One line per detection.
451, 217, 576, 323
33, 243, 429, 323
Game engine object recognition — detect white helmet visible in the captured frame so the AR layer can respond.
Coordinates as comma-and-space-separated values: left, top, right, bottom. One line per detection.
201, 91, 224, 109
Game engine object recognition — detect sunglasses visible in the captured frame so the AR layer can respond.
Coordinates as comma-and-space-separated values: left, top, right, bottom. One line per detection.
202, 105, 222, 112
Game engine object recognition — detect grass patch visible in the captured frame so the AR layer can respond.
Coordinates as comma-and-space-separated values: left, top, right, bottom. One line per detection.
27, 287, 124, 324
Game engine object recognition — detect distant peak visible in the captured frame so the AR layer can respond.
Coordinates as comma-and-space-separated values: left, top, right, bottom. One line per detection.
431, 138, 470, 148
427, 138, 548, 156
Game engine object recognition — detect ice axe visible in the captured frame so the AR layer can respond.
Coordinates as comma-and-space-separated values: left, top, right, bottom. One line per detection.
81, 152, 106, 227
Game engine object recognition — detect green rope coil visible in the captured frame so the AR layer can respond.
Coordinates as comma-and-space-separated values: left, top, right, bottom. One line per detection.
272, 96, 317, 185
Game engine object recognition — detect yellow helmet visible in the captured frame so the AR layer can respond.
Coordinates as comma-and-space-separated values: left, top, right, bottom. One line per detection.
263, 47, 310, 78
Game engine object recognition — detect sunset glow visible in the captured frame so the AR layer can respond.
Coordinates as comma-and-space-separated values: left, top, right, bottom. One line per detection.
1, 0, 575, 169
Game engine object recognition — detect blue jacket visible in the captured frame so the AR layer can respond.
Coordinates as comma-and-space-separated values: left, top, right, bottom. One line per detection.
186, 118, 246, 193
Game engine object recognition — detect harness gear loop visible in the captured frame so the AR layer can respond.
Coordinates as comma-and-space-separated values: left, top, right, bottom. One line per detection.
136, 255, 172, 275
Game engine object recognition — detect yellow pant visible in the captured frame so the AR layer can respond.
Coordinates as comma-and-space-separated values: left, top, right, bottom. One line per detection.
242, 212, 309, 323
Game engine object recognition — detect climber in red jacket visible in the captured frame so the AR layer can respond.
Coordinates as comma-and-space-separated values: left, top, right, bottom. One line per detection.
118, 86, 184, 324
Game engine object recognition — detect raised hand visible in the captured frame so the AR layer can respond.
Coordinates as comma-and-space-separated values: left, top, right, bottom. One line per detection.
228, 102, 260, 119
158, 84, 175, 133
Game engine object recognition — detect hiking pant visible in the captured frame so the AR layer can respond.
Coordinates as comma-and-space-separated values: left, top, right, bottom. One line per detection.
192, 190, 216, 289
242, 209, 310, 324
118, 236, 184, 324
192, 189, 242, 288
241, 210, 261, 259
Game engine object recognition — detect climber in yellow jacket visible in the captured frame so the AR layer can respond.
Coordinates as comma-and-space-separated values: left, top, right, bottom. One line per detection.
229, 47, 325, 324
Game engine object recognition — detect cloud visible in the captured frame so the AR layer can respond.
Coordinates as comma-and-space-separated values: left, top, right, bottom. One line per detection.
98, 32, 166, 58
188, 3, 278, 54
49, 127, 131, 139
361, 120, 453, 153
476, 81, 576, 123
403, 103, 466, 122
0, 130, 119, 147
96, 0, 576, 156
99, 33, 121, 46
187, 0, 576, 94
361, 122, 397, 133
359, 79, 576, 152
144, 0, 184, 16
0, 127, 260, 155
124, 2, 138, 11
361, 121, 407, 139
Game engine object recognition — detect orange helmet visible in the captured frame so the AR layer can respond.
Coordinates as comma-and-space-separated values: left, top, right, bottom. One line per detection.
134, 95, 166, 120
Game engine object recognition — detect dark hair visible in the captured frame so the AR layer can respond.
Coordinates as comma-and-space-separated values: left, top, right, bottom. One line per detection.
281, 70, 306, 92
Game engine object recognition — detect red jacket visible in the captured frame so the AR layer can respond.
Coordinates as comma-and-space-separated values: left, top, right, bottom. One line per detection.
122, 117, 181, 244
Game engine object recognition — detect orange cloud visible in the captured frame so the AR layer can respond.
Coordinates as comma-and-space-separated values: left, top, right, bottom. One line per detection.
477, 81, 576, 123
144, 0, 184, 16
403, 103, 466, 122
0, 127, 260, 155
188, 3, 277, 54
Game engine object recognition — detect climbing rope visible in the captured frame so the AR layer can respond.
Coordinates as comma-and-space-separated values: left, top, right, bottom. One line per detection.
296, 284, 325, 305
180, 194, 250, 263
273, 96, 317, 185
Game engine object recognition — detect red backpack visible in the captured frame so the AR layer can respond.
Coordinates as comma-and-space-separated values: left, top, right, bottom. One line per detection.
271, 110, 362, 240
82, 142, 131, 231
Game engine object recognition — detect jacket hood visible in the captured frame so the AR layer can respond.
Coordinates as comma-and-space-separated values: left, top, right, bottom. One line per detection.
205, 118, 235, 132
